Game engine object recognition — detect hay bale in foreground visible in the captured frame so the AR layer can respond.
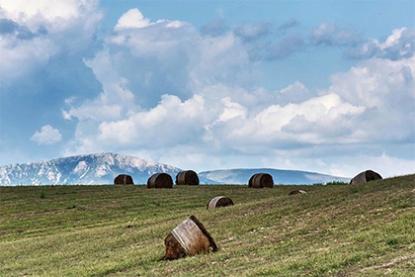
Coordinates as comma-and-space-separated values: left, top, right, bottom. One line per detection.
350, 170, 382, 185
147, 173, 173, 188
207, 196, 234, 209
176, 170, 200, 186
289, 190, 307, 195
164, 215, 218, 260
114, 174, 134, 185
248, 173, 274, 188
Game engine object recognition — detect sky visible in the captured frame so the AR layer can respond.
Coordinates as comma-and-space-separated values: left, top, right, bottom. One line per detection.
0, 0, 414, 177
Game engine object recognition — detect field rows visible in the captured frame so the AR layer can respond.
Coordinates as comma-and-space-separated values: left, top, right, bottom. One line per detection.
1, 176, 415, 276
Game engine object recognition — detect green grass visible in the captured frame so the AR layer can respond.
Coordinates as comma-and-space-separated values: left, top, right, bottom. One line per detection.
1, 175, 415, 276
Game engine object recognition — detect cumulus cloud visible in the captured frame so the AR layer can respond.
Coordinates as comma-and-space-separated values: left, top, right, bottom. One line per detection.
97, 94, 208, 147
114, 8, 150, 30
68, 11, 253, 111
31, 125, 62, 145
0, 0, 101, 83
4, 6, 403, 177
348, 27, 415, 60
0, 31, 56, 81
65, 10, 415, 176
207, 93, 366, 152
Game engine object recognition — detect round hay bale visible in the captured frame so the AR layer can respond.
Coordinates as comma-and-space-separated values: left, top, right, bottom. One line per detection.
289, 189, 307, 195
248, 173, 274, 188
114, 174, 134, 185
207, 196, 234, 209
176, 170, 199, 186
147, 173, 173, 188
350, 170, 382, 185
164, 215, 218, 260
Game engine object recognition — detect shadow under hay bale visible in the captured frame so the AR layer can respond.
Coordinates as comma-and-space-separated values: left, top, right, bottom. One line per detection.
147, 173, 173, 188
248, 173, 274, 188
176, 170, 199, 186
350, 170, 382, 185
164, 215, 218, 260
207, 196, 234, 209
114, 174, 134, 185
289, 189, 307, 195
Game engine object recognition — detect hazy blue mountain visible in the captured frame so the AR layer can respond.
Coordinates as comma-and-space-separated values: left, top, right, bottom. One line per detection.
199, 168, 350, 185
0, 153, 349, 186
0, 153, 182, 185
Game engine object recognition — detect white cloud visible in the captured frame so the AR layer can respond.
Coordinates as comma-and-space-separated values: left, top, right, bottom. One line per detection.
0, 35, 57, 81
374, 27, 415, 60
114, 8, 185, 32
61, 47, 144, 123
328, 56, 415, 108
218, 97, 247, 122
31, 125, 62, 145
114, 8, 150, 30
61, 10, 415, 176
0, 0, 98, 32
0, 0, 101, 84
97, 94, 208, 147
0, 3, 412, 177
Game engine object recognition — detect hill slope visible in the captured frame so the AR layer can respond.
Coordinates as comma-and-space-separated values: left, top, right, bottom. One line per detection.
199, 168, 350, 184
0, 175, 414, 276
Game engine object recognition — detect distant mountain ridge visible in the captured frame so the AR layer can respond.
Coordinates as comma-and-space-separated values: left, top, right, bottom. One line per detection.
0, 153, 349, 186
199, 168, 350, 185
0, 153, 181, 185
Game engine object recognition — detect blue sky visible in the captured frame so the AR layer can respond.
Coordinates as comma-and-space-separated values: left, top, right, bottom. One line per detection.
0, 0, 414, 177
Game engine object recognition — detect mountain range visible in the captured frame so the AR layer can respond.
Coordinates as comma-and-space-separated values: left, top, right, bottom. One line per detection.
0, 153, 349, 185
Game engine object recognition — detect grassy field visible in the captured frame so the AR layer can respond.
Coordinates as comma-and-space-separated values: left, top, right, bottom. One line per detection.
1, 175, 414, 276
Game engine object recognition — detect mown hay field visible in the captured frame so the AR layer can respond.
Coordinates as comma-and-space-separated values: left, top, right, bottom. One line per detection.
1, 175, 414, 276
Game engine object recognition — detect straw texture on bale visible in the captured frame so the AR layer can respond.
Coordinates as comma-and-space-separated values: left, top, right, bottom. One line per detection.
113, 174, 134, 185
207, 196, 234, 209
248, 173, 274, 188
147, 173, 173, 188
164, 215, 218, 260
176, 170, 200, 186
289, 190, 307, 195
350, 170, 382, 185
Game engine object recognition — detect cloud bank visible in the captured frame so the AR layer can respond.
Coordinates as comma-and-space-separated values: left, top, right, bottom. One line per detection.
1, 3, 414, 178
60, 8, 415, 177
